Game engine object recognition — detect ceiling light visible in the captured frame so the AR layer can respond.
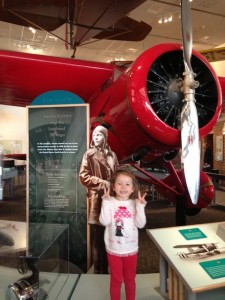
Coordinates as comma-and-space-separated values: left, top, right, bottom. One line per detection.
126, 48, 138, 53
115, 57, 125, 61
158, 18, 162, 24
179, 0, 193, 4
222, 123, 225, 135
29, 27, 36, 34
48, 35, 58, 41
158, 14, 174, 24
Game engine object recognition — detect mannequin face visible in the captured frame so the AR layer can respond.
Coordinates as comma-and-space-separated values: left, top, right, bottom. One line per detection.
92, 131, 105, 147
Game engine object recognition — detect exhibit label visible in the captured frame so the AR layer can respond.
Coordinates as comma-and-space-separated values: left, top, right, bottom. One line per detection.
179, 228, 207, 240
200, 258, 225, 279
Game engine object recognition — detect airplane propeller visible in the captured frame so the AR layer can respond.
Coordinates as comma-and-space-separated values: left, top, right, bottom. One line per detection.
180, 0, 200, 205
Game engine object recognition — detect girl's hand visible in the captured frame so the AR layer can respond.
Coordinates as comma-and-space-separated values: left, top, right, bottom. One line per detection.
136, 191, 147, 205
103, 180, 110, 189
103, 187, 111, 200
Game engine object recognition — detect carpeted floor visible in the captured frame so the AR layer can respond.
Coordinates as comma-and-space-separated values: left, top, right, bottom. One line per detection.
0, 187, 26, 222
1, 187, 225, 274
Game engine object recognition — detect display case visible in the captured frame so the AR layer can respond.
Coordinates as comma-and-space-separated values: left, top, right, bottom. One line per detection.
0, 220, 69, 299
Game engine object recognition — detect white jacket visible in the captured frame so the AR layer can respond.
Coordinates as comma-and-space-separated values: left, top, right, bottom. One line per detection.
99, 197, 146, 256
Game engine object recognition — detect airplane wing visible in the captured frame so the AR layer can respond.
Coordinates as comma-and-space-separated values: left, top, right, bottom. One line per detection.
0, 0, 151, 49
0, 50, 114, 106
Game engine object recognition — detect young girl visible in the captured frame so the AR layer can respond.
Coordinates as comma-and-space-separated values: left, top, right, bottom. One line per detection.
99, 169, 147, 300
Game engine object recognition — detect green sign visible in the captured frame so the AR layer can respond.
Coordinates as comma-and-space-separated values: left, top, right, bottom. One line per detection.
200, 258, 225, 279
179, 228, 207, 240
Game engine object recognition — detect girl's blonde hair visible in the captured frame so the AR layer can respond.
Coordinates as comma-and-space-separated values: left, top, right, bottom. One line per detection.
111, 169, 139, 199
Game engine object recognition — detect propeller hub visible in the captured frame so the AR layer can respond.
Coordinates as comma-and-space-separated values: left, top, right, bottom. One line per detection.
167, 79, 183, 109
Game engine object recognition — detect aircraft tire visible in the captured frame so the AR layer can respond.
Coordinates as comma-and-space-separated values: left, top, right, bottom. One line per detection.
185, 207, 201, 216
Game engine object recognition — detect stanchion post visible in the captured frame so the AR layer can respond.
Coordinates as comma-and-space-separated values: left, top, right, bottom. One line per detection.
0, 136, 3, 200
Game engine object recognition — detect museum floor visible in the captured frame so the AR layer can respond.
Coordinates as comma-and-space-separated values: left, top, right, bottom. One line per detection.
0, 186, 225, 274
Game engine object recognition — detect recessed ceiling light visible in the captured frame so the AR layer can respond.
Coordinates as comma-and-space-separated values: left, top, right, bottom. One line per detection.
126, 48, 138, 53
29, 27, 36, 34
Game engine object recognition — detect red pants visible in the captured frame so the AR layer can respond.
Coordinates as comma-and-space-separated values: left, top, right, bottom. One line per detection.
107, 252, 137, 300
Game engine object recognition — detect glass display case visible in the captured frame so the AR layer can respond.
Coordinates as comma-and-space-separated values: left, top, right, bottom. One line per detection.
0, 220, 69, 300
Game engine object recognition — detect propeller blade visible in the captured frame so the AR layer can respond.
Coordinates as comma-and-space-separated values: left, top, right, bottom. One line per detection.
180, 0, 200, 205
181, 0, 193, 72
181, 97, 200, 205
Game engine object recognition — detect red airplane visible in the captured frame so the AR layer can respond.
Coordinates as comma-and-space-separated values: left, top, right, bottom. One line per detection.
0, 0, 224, 222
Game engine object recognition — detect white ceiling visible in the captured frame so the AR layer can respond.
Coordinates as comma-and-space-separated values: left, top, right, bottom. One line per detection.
0, 0, 225, 63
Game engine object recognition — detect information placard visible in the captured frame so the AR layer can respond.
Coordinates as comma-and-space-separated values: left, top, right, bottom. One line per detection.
28, 102, 89, 272
200, 258, 225, 279
179, 228, 207, 240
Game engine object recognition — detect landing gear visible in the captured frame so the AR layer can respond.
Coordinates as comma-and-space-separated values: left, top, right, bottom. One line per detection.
176, 195, 186, 226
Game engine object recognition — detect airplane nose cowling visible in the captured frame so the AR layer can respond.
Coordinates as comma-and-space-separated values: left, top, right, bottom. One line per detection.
128, 43, 222, 146
90, 43, 222, 163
